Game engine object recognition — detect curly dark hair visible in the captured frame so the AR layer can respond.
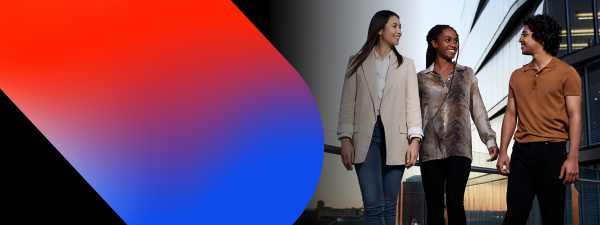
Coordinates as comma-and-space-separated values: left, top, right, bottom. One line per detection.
523, 14, 562, 56
425, 25, 459, 68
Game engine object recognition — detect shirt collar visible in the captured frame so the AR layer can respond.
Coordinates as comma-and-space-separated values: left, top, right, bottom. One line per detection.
425, 62, 435, 73
425, 62, 465, 73
374, 48, 393, 61
522, 57, 560, 72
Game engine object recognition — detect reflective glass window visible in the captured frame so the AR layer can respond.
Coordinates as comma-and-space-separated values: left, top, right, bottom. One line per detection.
587, 60, 600, 145
569, 0, 596, 51
578, 67, 589, 148
547, 0, 569, 57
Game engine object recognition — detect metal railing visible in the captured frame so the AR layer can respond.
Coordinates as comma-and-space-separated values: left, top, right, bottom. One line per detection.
324, 144, 600, 225
326, 144, 600, 184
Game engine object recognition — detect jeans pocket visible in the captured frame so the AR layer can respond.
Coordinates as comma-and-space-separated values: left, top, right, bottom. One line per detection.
512, 142, 522, 153
547, 142, 567, 155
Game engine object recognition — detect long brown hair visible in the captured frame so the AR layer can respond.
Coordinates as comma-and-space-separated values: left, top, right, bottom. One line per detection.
345, 10, 404, 78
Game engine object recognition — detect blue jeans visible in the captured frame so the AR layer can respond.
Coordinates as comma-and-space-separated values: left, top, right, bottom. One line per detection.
355, 116, 406, 225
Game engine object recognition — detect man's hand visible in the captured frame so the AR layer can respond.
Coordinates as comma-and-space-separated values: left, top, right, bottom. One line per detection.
496, 153, 510, 176
562, 95, 581, 185
559, 157, 579, 185
497, 97, 516, 176
405, 138, 419, 169
340, 137, 355, 171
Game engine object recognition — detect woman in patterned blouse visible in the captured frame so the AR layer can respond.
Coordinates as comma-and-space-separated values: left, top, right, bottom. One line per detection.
416, 25, 499, 225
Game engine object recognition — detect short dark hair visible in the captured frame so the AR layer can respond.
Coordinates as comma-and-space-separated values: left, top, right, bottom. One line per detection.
523, 14, 562, 56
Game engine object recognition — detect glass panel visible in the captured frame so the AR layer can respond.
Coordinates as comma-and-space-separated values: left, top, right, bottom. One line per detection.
464, 172, 507, 224
400, 173, 426, 225
464, 152, 507, 224
577, 167, 600, 224
569, 0, 596, 51
578, 67, 589, 148
565, 183, 574, 224
485, 174, 491, 222
547, 0, 568, 57
527, 196, 542, 224
588, 60, 600, 145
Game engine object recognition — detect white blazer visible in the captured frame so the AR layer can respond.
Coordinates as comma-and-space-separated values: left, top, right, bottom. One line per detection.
337, 48, 422, 165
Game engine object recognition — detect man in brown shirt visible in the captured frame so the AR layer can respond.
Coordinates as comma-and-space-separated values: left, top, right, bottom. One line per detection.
497, 15, 582, 225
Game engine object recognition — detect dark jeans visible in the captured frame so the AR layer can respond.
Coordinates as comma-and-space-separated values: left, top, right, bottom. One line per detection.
420, 156, 472, 225
503, 141, 568, 225
355, 116, 405, 225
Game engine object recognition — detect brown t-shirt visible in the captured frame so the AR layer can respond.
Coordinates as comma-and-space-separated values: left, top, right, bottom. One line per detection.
508, 57, 581, 143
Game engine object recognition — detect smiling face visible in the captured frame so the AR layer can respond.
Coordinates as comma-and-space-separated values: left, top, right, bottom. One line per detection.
518, 25, 544, 55
432, 28, 458, 61
378, 15, 401, 46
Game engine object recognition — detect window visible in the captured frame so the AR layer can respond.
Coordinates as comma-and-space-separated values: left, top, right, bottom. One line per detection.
547, 0, 569, 57
597, 0, 599, 44
547, 0, 599, 54
578, 67, 589, 148
569, 0, 596, 51
588, 60, 600, 145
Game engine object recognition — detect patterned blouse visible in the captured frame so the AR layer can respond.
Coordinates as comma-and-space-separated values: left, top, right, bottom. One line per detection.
417, 63, 497, 163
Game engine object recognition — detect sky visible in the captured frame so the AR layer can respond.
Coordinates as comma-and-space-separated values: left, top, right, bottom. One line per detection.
300, 0, 468, 210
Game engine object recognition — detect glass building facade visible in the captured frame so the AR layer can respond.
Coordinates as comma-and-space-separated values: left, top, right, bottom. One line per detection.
400, 0, 600, 224
545, 0, 600, 155
546, 0, 599, 57
460, 0, 599, 165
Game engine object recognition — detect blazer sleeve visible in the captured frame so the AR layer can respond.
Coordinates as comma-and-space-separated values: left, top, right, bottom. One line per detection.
468, 67, 497, 148
337, 56, 357, 139
405, 59, 423, 139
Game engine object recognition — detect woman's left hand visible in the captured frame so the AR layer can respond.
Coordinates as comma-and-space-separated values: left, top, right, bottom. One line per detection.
486, 146, 499, 162
405, 139, 420, 169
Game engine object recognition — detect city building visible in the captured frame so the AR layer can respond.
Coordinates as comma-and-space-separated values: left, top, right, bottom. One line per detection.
294, 200, 365, 225
460, 0, 599, 224
318, 200, 325, 209
318, 207, 364, 224
399, 175, 427, 225
398, 2, 598, 224
459, 0, 599, 168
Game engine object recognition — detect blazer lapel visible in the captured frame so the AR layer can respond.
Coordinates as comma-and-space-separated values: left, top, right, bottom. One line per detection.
382, 53, 401, 101
361, 49, 378, 113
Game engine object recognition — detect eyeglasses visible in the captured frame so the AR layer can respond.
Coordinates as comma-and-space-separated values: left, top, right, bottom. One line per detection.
520, 32, 534, 39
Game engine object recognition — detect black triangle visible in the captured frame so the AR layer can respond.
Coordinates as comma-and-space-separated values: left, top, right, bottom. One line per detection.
2, 89, 126, 224
231, 0, 270, 40
229, 1, 309, 81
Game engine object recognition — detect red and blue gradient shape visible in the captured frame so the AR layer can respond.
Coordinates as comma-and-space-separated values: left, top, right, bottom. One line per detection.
0, 1, 323, 224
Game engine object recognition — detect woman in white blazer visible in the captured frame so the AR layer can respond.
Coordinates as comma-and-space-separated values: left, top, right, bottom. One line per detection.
337, 10, 423, 225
